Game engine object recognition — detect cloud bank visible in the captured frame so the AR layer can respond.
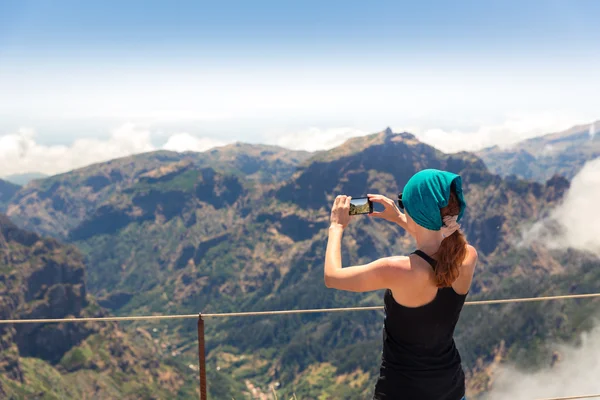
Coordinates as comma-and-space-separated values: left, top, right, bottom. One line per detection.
267, 113, 593, 154
0, 124, 228, 177
162, 133, 227, 153
487, 324, 600, 400
413, 112, 590, 153
522, 157, 600, 257
1, 114, 596, 177
271, 127, 369, 152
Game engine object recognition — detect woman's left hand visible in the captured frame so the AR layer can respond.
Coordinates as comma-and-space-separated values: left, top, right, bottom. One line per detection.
330, 195, 352, 229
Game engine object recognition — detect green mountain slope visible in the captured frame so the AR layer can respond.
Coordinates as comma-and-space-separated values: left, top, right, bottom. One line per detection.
477, 121, 600, 181
194, 142, 312, 184
4, 128, 600, 398
7, 144, 309, 239
0, 214, 202, 399
0, 179, 20, 212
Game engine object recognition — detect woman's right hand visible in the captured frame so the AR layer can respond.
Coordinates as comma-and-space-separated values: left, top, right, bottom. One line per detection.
367, 194, 402, 223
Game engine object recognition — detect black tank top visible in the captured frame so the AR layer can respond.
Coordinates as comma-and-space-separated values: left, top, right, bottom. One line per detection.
374, 250, 467, 400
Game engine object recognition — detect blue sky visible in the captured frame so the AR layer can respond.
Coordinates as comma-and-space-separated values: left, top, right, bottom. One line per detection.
2, 0, 599, 59
0, 0, 599, 175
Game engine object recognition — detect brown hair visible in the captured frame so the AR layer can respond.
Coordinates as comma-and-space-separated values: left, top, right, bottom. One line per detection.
434, 188, 468, 288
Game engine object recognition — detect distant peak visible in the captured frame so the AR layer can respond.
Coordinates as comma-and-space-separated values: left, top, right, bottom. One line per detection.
380, 127, 418, 142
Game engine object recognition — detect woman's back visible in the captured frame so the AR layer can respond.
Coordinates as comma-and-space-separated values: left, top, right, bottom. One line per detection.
375, 251, 469, 400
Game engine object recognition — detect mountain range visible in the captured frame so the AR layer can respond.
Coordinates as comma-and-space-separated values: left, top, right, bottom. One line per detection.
2, 173, 49, 186
477, 121, 599, 182
1, 124, 599, 399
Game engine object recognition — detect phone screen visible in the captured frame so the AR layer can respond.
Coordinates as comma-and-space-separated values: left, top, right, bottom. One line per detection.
349, 197, 373, 215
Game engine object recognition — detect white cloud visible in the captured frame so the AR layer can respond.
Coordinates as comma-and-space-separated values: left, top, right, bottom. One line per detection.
0, 124, 226, 177
269, 127, 370, 152
413, 112, 591, 153
162, 133, 227, 153
1, 115, 597, 177
487, 324, 600, 400
266, 113, 595, 154
0, 124, 153, 177
521, 158, 600, 257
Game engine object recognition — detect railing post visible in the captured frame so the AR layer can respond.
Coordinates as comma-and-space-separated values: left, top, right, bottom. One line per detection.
198, 314, 207, 400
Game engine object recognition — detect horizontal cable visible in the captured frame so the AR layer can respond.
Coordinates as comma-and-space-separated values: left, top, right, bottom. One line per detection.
535, 395, 600, 400
464, 292, 600, 306
1, 292, 599, 325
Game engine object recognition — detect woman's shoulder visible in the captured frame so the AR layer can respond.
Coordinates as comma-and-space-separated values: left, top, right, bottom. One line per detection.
462, 244, 478, 272
466, 244, 478, 261
450, 245, 478, 295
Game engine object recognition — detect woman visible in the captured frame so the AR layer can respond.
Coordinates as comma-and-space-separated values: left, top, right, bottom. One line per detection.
324, 169, 477, 400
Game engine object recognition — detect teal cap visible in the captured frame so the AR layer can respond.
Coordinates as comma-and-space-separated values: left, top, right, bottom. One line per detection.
402, 169, 466, 231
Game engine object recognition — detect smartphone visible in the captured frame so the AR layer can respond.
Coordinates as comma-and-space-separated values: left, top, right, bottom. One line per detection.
349, 197, 373, 215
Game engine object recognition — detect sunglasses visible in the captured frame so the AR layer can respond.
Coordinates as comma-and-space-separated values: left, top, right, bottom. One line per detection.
397, 193, 404, 211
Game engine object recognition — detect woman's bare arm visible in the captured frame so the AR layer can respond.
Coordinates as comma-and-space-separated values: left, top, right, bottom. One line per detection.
324, 225, 418, 292
368, 194, 417, 239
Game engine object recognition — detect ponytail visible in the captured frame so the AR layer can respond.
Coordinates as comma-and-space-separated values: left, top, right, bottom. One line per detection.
434, 189, 468, 288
